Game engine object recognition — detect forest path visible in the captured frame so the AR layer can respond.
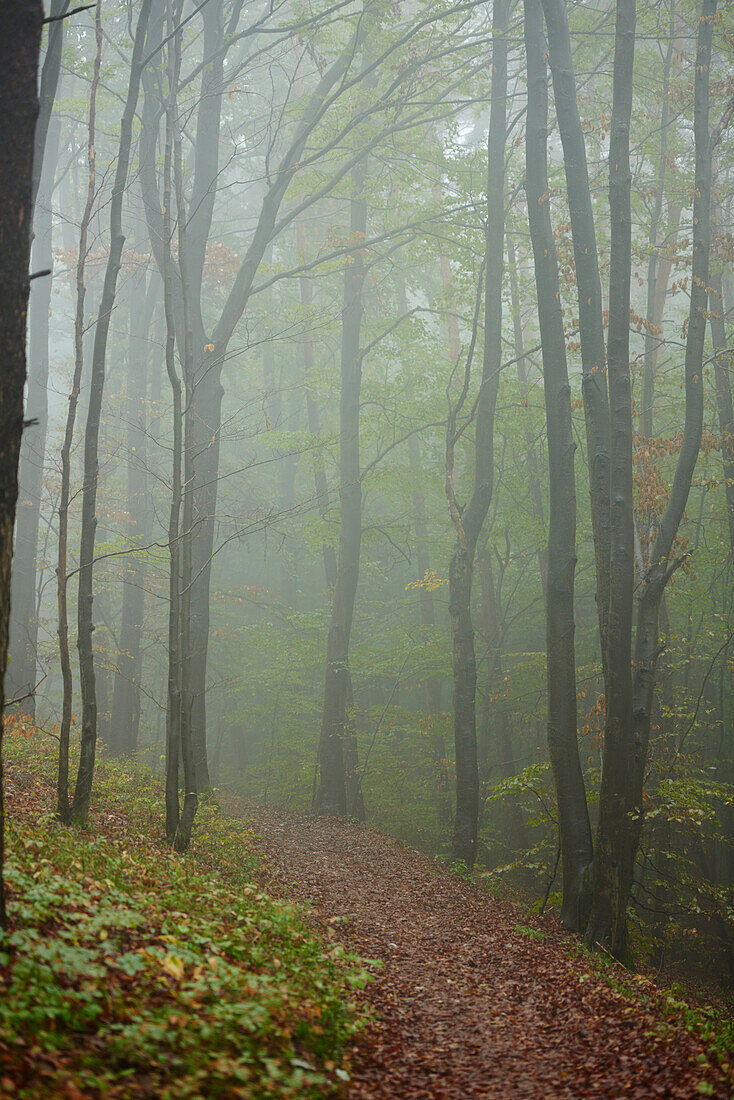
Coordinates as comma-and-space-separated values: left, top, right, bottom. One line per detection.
222, 797, 726, 1099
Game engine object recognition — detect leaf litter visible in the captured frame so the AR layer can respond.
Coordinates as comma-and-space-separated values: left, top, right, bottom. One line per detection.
223, 797, 733, 1100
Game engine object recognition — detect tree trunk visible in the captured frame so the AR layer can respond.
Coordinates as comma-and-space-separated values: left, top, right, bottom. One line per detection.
9, 117, 61, 714
31, 0, 66, 209
296, 216, 338, 591
541, 0, 612, 684
139, 5, 370, 796
447, 0, 508, 867
524, 0, 592, 929
586, 0, 637, 958
56, 0, 102, 822
640, 4, 682, 440
408, 433, 452, 828
507, 235, 547, 592
313, 159, 367, 820
709, 256, 734, 561
109, 273, 159, 756
478, 550, 526, 853
0, 0, 43, 929
9, 0, 68, 713
590, 0, 716, 957
393, 269, 450, 826
72, 0, 152, 824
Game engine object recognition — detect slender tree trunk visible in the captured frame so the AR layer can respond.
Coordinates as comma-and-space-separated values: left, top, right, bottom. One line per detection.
173, 56, 199, 850
296, 217, 338, 591
72, 0, 152, 824
709, 253, 734, 561
408, 433, 452, 828
313, 159, 368, 820
161, 7, 185, 844
478, 550, 526, 852
524, 0, 592, 929
393, 269, 450, 825
9, 117, 61, 713
507, 236, 547, 592
0, 0, 43, 929
109, 274, 159, 756
640, 4, 681, 439
447, 0, 508, 866
56, 0, 102, 821
586, 0, 637, 957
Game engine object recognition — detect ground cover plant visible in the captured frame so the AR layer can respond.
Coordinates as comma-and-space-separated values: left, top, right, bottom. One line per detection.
0, 726, 368, 1098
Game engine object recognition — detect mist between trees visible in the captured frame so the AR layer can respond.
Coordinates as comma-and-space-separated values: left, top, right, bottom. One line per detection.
1, 0, 733, 980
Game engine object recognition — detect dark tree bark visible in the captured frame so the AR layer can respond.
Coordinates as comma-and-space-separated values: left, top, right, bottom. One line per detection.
109, 273, 159, 756
72, 0, 152, 824
446, 0, 507, 867
586, 0, 637, 957
0, 0, 43, 929
541, 0, 612, 683
9, 0, 68, 712
56, 0, 102, 822
589, 0, 717, 958
31, 0, 67, 209
524, 0, 592, 929
313, 158, 368, 821
8, 117, 61, 714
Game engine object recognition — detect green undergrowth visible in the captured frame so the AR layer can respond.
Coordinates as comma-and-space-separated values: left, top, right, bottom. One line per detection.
572, 943, 734, 1080
0, 732, 370, 1098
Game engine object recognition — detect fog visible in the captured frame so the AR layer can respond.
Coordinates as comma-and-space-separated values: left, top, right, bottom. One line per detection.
4, 0, 733, 981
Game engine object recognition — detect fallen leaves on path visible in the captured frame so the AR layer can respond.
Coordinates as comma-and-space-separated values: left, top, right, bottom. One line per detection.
223, 797, 732, 1100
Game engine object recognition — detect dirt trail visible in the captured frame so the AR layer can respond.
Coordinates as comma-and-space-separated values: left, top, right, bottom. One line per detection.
223, 798, 730, 1099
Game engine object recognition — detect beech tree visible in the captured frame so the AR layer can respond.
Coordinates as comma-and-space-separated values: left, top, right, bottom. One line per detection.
0, 0, 43, 927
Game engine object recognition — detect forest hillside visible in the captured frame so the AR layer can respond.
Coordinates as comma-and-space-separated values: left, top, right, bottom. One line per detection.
1, 732, 732, 1098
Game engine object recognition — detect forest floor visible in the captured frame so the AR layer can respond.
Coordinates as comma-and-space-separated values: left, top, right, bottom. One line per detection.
223, 795, 733, 1100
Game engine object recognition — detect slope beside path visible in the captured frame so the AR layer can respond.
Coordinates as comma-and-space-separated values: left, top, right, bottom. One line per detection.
222, 797, 731, 1100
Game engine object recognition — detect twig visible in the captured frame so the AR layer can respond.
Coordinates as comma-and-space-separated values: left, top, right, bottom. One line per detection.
539, 842, 561, 915
44, 3, 93, 23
